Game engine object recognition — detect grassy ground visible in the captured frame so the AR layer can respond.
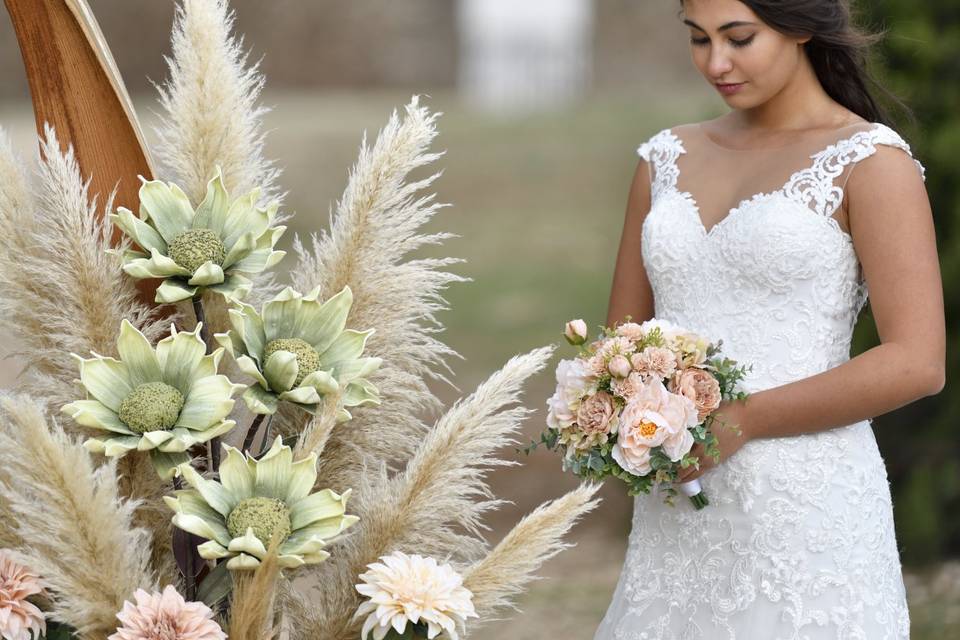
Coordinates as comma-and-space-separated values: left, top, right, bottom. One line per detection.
0, 89, 956, 638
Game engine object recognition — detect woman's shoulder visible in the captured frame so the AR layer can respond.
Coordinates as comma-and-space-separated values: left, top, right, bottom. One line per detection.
636, 117, 726, 159
636, 121, 702, 161
846, 122, 927, 184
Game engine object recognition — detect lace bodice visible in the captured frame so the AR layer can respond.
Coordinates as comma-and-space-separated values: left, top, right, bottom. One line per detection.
593, 122, 923, 640
638, 122, 925, 393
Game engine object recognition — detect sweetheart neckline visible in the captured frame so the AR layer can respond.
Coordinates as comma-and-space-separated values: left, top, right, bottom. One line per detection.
661, 185, 855, 243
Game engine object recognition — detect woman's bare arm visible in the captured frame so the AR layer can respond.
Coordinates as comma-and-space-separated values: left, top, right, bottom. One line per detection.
743, 146, 945, 440
606, 159, 657, 327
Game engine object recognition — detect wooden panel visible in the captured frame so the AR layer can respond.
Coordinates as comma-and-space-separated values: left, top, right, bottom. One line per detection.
4, 0, 163, 304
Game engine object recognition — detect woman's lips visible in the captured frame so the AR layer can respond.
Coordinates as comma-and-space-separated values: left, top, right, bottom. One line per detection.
716, 82, 746, 96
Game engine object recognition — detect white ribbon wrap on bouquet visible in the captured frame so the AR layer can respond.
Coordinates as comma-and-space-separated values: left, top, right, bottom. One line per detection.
678, 478, 703, 497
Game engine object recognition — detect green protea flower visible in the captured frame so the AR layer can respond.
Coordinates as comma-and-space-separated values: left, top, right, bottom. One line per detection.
214, 285, 381, 418
110, 167, 286, 303
61, 319, 244, 479
165, 436, 359, 570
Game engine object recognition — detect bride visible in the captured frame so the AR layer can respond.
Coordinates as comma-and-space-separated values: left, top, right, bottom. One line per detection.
593, 0, 944, 638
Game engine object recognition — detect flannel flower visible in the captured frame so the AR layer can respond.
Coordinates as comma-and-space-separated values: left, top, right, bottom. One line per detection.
110, 167, 285, 303
215, 285, 381, 418
165, 436, 359, 570
61, 319, 243, 479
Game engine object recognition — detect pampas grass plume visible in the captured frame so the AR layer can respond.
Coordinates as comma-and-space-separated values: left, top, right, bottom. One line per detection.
0, 394, 156, 639
301, 347, 555, 639
463, 483, 603, 623
291, 95, 466, 507
0, 126, 170, 419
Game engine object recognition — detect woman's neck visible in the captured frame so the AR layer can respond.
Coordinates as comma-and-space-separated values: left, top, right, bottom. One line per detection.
735, 50, 850, 132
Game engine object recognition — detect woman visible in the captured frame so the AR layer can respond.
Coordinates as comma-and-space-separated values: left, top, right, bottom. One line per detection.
593, 0, 944, 638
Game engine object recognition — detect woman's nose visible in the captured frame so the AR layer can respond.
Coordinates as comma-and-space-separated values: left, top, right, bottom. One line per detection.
707, 48, 734, 77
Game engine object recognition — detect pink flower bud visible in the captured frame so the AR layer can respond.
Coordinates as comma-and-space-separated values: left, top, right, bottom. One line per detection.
608, 354, 632, 378
564, 319, 589, 345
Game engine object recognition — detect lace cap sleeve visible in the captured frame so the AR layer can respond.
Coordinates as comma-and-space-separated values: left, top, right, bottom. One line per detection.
869, 123, 926, 182
636, 128, 685, 200
785, 123, 927, 219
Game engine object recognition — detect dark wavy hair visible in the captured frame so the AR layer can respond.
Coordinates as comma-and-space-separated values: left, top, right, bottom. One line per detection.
680, 0, 913, 127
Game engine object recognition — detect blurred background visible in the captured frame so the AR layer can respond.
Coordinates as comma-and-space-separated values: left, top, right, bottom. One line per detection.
0, 0, 956, 636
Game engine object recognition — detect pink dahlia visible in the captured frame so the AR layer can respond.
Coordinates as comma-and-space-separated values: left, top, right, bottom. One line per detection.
0, 550, 45, 640
109, 585, 225, 640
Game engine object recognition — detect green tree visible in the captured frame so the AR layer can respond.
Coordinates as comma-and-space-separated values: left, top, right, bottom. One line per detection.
853, 1, 960, 565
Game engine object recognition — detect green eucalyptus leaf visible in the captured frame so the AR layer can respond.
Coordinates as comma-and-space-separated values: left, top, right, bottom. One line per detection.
43, 621, 77, 640
197, 561, 233, 608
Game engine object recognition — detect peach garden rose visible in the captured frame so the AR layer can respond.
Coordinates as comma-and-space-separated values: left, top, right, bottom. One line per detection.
576, 391, 618, 437
672, 367, 722, 421
612, 378, 698, 476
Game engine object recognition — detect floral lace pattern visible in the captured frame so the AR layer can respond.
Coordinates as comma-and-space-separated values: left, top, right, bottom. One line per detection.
593, 123, 922, 640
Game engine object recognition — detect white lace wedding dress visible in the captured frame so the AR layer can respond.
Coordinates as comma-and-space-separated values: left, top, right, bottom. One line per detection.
593, 121, 926, 640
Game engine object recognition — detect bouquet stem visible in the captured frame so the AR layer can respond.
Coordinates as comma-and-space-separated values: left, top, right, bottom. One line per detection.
678, 478, 708, 510
688, 492, 709, 510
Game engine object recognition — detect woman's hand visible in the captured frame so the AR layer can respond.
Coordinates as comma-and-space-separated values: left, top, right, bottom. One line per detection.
677, 399, 753, 483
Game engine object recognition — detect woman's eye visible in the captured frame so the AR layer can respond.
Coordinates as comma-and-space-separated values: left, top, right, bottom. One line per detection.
689, 35, 756, 48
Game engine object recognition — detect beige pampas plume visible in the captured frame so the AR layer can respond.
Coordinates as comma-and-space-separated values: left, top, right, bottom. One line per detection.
289, 95, 466, 499
0, 134, 34, 550
0, 128, 34, 262
0, 126, 170, 417
116, 453, 179, 587
154, 0, 282, 209
294, 391, 341, 460
228, 536, 282, 640
462, 483, 603, 624
0, 393, 156, 639
154, 0, 287, 353
300, 347, 555, 639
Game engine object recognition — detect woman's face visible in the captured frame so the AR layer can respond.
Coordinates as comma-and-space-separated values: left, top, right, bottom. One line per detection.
680, 0, 811, 107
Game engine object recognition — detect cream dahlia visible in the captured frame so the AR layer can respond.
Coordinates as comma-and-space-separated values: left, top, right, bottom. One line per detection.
354, 551, 478, 640
0, 551, 45, 640
108, 585, 225, 640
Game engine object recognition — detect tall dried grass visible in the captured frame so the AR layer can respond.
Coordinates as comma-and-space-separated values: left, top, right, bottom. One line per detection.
288, 96, 466, 507
0, 394, 156, 639
463, 483, 602, 623
0, 127, 170, 418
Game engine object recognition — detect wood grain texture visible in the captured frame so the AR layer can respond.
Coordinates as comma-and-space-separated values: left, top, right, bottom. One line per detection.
4, 0, 163, 303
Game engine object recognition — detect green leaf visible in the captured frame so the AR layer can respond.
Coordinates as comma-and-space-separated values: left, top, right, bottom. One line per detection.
197, 561, 233, 608
588, 452, 605, 472
43, 621, 77, 639
544, 430, 559, 448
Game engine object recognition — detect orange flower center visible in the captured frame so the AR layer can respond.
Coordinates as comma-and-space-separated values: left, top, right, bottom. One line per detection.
639, 420, 658, 438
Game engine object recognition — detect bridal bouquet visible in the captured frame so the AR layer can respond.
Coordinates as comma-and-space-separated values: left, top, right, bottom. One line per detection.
0, 1, 600, 639
530, 318, 750, 509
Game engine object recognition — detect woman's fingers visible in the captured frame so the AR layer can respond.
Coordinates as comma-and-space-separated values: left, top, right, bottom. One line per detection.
678, 443, 710, 482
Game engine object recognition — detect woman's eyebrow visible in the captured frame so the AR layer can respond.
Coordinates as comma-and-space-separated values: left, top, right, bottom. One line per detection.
683, 19, 758, 32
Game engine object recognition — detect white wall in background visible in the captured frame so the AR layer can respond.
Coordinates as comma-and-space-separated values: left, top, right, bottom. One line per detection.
458, 0, 593, 113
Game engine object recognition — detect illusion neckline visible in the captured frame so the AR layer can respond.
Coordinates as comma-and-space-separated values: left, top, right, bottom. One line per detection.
668, 123, 884, 239
697, 120, 875, 154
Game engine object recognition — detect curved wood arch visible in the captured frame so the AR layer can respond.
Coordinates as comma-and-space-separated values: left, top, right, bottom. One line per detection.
4, 0, 160, 302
